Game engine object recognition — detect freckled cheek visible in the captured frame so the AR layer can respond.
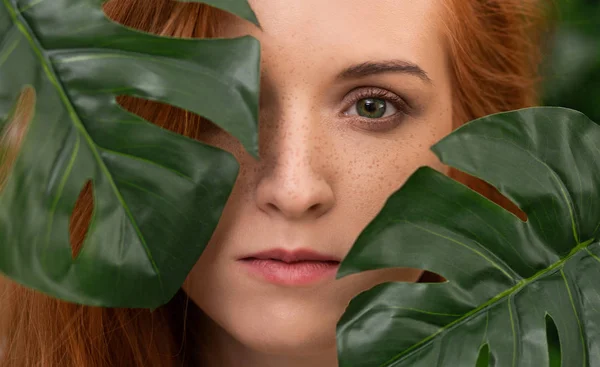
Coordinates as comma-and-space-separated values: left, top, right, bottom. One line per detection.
336, 149, 399, 217
340, 136, 445, 215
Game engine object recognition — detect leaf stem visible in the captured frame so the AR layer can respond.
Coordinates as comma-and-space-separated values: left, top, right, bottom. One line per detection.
383, 237, 597, 366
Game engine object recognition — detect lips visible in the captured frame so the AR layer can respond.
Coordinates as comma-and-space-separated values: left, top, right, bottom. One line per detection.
238, 248, 341, 286
239, 248, 341, 263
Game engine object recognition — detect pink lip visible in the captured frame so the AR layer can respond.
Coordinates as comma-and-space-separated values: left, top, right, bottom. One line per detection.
238, 248, 341, 286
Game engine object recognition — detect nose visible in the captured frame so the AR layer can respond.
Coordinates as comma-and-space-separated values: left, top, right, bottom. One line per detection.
255, 117, 335, 221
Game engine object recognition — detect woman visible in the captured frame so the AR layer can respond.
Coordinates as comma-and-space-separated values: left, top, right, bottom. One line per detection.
0, 0, 547, 365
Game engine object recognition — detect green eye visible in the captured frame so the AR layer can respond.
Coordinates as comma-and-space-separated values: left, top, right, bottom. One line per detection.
356, 98, 387, 118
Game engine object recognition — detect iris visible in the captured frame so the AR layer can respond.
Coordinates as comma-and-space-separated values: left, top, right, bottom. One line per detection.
356, 98, 387, 118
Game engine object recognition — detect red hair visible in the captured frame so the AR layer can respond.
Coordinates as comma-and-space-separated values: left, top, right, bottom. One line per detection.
0, 0, 547, 365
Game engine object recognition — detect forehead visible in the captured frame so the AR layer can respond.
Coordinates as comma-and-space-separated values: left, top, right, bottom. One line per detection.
255, 0, 443, 39
219, 0, 448, 83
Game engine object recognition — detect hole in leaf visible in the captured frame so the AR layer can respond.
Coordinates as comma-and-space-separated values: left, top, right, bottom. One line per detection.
449, 168, 527, 222
0, 87, 35, 192
114, 95, 217, 142
418, 271, 447, 283
102, 0, 229, 144
359, 268, 445, 287
69, 180, 94, 260
475, 343, 490, 367
546, 314, 561, 367
103, 2, 235, 150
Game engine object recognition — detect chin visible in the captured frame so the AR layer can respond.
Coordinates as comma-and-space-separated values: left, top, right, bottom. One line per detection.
208, 295, 341, 357
233, 312, 339, 356
183, 264, 350, 358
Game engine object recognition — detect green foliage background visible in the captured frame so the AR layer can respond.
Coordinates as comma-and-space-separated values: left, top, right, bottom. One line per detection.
543, 0, 600, 122
528, 2, 599, 363
498, 2, 600, 363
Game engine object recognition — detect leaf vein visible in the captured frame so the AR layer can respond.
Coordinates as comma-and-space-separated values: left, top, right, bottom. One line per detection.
99, 146, 193, 182
0, 38, 19, 69
560, 268, 587, 366
399, 219, 516, 282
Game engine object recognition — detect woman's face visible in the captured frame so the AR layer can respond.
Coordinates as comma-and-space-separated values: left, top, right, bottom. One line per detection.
183, 0, 453, 361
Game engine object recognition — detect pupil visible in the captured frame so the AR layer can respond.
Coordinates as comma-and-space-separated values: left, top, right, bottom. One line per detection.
365, 100, 377, 112
358, 98, 386, 118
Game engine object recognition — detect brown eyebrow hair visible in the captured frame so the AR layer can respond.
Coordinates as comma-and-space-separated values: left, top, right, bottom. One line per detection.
336, 60, 432, 84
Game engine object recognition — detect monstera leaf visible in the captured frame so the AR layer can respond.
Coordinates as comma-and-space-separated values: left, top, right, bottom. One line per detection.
0, 0, 260, 308
337, 107, 600, 366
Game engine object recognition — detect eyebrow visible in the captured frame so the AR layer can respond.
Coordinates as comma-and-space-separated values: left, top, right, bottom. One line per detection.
336, 60, 432, 84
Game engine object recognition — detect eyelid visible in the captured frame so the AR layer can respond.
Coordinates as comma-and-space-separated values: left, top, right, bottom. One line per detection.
339, 87, 412, 133
341, 87, 412, 116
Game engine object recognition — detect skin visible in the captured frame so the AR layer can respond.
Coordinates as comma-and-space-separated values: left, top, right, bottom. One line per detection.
182, 0, 453, 366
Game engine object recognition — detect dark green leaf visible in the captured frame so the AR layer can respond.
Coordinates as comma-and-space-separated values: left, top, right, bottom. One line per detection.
0, 0, 260, 308
337, 107, 600, 366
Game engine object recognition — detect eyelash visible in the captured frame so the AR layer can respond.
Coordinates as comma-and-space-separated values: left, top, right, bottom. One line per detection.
342, 87, 411, 131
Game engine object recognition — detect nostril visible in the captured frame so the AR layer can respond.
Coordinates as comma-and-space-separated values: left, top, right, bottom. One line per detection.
263, 202, 324, 217
308, 203, 321, 212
